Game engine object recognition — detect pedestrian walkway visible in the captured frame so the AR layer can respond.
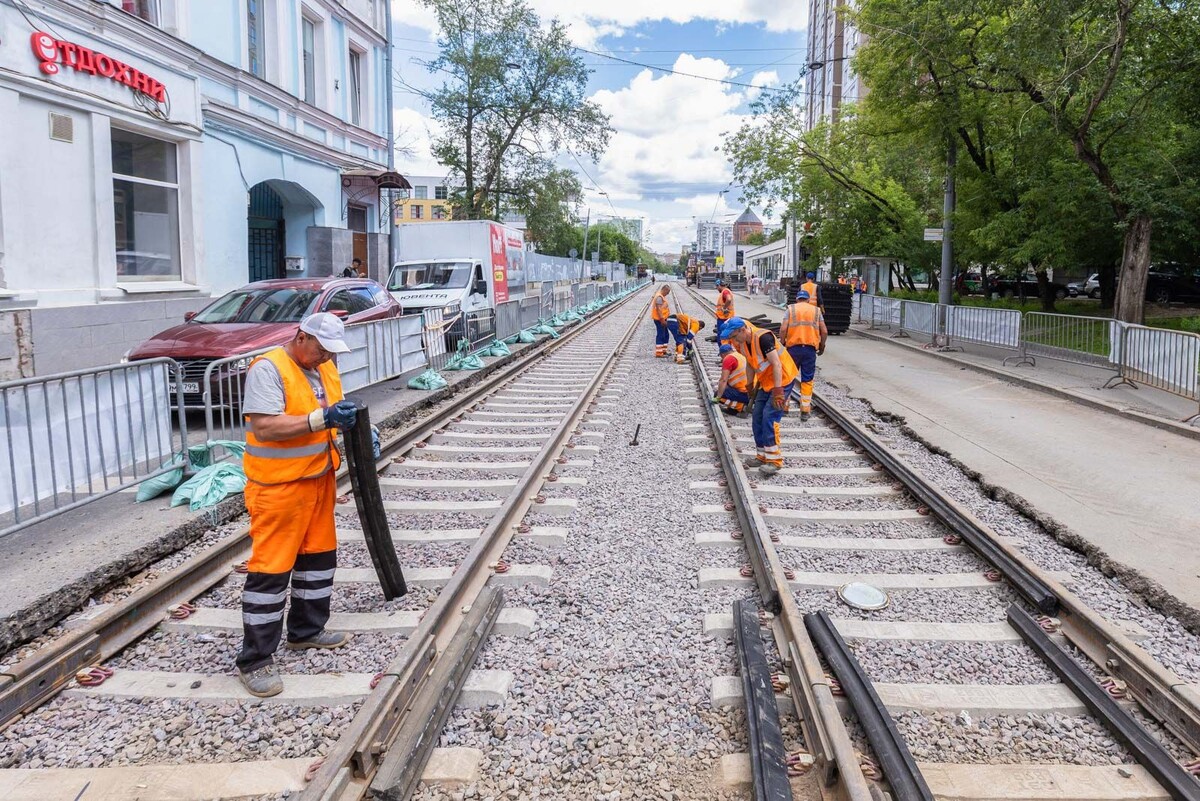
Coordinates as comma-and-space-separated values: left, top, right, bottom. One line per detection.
701, 286, 1200, 623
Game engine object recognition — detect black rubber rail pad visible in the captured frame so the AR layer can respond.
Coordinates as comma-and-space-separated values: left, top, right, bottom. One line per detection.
733, 599, 793, 801
804, 610, 934, 801
1007, 604, 1200, 801
813, 396, 1059, 616
343, 403, 407, 600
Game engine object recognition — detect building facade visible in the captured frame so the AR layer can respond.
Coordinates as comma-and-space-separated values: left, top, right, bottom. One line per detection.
732, 208, 763, 245
0, 0, 392, 376
804, 0, 867, 130
695, 221, 733, 253
603, 216, 644, 244
393, 174, 454, 224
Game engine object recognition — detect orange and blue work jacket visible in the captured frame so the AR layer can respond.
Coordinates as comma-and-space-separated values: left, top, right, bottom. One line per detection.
243, 348, 344, 485
723, 350, 750, 393
783, 302, 823, 348
738, 324, 798, 391
800, 280, 819, 306
672, 314, 702, 337
651, 292, 671, 321
715, 287, 735, 320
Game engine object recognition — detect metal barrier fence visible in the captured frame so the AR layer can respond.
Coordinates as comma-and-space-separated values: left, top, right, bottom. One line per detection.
1019, 312, 1120, 368
1111, 326, 1200, 414
1, 358, 186, 537
946, 305, 1022, 350
339, 315, 427, 393
496, 299, 522, 341
201, 347, 274, 454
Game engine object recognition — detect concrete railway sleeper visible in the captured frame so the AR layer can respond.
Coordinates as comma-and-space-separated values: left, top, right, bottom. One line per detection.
682, 285, 1200, 801
0, 285, 649, 800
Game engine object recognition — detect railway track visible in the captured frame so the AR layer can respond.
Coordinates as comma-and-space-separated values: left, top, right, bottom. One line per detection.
681, 285, 1200, 801
0, 284, 648, 800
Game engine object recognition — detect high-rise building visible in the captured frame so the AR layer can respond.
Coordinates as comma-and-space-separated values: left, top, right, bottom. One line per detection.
696, 221, 733, 253
805, 0, 868, 130
603, 217, 644, 243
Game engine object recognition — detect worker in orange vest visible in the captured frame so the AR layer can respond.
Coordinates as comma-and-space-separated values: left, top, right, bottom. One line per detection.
650, 285, 672, 357
666, 312, 706, 363
721, 316, 798, 476
237, 312, 358, 697
711, 343, 751, 415
800, 272, 820, 307
779, 289, 828, 421
715, 278, 735, 344
837, 275, 848, 285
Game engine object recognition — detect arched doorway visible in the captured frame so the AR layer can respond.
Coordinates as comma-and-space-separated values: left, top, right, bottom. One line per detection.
248, 182, 285, 282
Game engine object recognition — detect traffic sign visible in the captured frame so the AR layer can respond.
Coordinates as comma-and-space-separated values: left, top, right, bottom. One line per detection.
569, 248, 578, 258
923, 228, 944, 241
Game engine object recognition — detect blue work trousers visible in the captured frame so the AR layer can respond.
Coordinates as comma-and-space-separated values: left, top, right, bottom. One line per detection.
751, 380, 794, 466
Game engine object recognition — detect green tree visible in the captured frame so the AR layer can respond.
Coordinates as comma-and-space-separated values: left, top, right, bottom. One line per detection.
507, 167, 580, 250
743, 231, 766, 246
413, 0, 612, 221
855, 0, 1200, 322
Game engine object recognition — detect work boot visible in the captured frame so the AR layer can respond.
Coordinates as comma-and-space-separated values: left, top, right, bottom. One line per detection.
286, 630, 352, 651
239, 662, 283, 698
758, 462, 781, 477
743, 455, 765, 469
800, 411, 811, 422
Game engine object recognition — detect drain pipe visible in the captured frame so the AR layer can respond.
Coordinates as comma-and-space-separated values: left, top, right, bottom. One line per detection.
385, 4, 398, 272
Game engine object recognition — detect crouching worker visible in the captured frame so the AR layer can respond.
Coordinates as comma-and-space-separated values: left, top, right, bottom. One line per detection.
779, 289, 828, 421
721, 316, 798, 477
666, 313, 705, 363
711, 343, 751, 415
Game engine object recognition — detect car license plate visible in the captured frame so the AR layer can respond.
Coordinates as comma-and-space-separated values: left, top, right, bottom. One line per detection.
170, 382, 201, 394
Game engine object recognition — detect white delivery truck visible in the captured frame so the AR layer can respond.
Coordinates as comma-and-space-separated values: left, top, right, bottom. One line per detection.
386, 220, 527, 314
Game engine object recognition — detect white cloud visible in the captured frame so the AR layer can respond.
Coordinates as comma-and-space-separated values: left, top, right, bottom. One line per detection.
391, 0, 810, 46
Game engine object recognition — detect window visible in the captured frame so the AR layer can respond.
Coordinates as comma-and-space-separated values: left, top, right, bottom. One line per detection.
247, 0, 266, 78
432, 205, 446, 220
111, 128, 181, 281
324, 288, 376, 316
302, 17, 317, 104
411, 204, 423, 220
434, 185, 448, 200
413, 185, 428, 199
348, 49, 363, 125
113, 0, 159, 24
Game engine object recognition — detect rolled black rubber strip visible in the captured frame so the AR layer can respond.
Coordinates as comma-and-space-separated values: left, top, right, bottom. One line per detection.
734, 599, 793, 801
1008, 604, 1200, 801
804, 610, 934, 801
343, 402, 408, 600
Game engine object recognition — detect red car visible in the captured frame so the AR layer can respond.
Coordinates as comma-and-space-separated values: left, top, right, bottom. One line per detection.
128, 277, 402, 408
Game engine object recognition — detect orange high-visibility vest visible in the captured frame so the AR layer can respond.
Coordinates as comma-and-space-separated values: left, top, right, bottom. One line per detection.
724, 350, 749, 393
801, 281, 819, 305
651, 293, 671, 321
784, 302, 823, 348
716, 287, 735, 320
243, 347, 344, 485
673, 314, 701, 336
739, 324, 798, 391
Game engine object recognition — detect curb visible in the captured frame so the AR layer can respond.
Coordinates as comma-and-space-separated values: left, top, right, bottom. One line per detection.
850, 326, 1200, 443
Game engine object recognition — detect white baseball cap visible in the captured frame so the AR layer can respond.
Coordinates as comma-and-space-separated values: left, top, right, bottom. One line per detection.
299, 312, 351, 354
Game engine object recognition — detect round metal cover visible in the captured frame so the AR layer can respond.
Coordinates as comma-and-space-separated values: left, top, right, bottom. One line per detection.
838, 582, 889, 611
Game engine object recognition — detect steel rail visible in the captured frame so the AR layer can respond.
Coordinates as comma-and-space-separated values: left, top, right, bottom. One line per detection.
0, 285, 648, 733
813, 392, 1200, 756
1008, 604, 1200, 801
683, 285, 874, 801
303, 290, 651, 800
813, 396, 1059, 615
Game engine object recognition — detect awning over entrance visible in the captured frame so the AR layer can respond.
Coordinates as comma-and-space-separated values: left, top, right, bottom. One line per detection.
341, 169, 412, 190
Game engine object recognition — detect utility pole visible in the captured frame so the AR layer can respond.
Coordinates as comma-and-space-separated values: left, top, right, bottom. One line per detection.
581, 208, 590, 279
384, 6, 397, 274
939, 133, 956, 307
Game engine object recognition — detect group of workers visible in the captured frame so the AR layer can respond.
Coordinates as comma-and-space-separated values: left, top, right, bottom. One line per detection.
650, 276, 828, 477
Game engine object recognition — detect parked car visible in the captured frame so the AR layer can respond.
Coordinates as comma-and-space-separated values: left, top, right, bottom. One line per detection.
1067, 273, 1101, 299
954, 271, 984, 295
127, 277, 403, 408
987, 273, 1070, 300
1146, 262, 1200, 304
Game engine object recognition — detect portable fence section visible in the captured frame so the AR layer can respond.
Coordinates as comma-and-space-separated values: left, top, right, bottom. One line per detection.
339, 315, 427, 393
519, 296, 541, 329
1019, 313, 1121, 368
1115, 326, 1200, 412
945, 305, 1021, 350
0, 359, 184, 537
201, 347, 274, 454
899, 300, 939, 337
496, 299, 522, 341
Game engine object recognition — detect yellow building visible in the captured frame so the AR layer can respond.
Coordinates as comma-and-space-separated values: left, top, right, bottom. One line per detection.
393, 175, 454, 224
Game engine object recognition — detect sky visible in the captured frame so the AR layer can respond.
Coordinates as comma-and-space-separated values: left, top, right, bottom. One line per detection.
389, 1, 810, 255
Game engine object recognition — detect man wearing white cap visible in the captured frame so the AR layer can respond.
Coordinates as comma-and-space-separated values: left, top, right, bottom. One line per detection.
236, 312, 358, 697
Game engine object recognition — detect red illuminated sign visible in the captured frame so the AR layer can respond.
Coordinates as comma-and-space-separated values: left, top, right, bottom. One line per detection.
31, 32, 166, 103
